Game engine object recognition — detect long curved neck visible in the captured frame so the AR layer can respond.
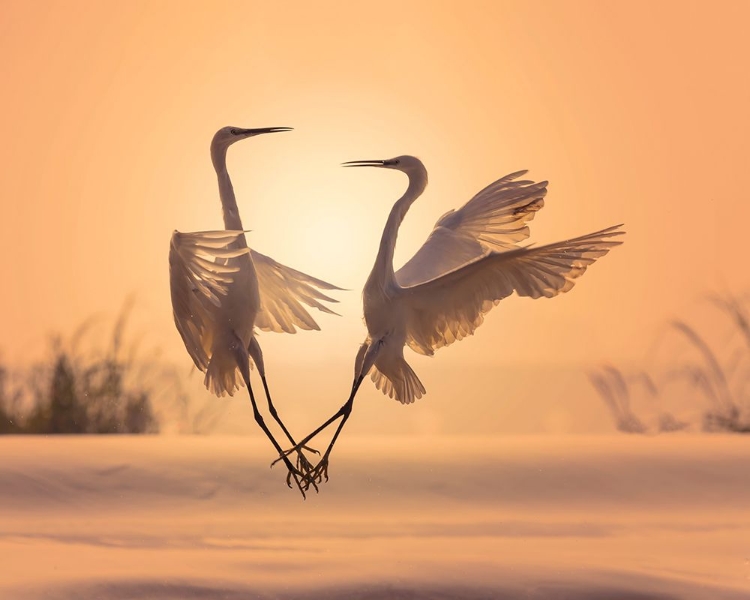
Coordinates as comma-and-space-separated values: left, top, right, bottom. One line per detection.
211, 142, 244, 231
370, 168, 428, 289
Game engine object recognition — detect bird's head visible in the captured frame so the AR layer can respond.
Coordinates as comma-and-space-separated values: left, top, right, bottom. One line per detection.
211, 125, 293, 151
342, 155, 425, 176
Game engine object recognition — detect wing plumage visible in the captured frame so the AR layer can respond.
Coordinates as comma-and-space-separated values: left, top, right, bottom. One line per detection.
169, 230, 250, 371
401, 225, 625, 356
250, 250, 343, 334
396, 171, 548, 286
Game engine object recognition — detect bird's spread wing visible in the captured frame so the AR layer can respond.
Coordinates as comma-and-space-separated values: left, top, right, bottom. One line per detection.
401, 225, 625, 355
396, 171, 548, 286
250, 250, 343, 333
169, 230, 250, 370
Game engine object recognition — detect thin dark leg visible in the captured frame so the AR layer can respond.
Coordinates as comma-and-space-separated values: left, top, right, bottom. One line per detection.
243, 374, 307, 499
273, 375, 364, 468
320, 399, 354, 462
260, 374, 319, 488
305, 377, 363, 485
274, 375, 365, 490
260, 374, 317, 453
320, 376, 363, 459
260, 374, 296, 445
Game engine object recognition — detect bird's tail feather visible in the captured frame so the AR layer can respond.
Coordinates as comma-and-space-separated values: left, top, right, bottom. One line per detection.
371, 359, 426, 405
204, 349, 245, 397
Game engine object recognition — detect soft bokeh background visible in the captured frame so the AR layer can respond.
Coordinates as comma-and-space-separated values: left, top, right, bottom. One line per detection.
3, 3, 750, 598
2, 0, 749, 435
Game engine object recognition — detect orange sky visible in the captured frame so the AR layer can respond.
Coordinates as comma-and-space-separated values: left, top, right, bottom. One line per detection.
2, 0, 749, 433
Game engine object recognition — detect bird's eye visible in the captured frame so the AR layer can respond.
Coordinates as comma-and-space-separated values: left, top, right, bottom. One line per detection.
393, 159, 400, 165
230, 128, 239, 135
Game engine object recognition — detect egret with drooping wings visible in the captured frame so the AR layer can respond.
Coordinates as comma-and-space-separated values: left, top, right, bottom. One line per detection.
279, 155, 624, 486
169, 126, 341, 496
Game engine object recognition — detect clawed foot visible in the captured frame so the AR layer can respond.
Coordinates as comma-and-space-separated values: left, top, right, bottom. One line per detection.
274, 450, 330, 496
286, 468, 316, 496
301, 456, 329, 492
272, 442, 318, 469
284, 460, 319, 495
294, 444, 320, 473
275, 443, 320, 496
274, 457, 308, 499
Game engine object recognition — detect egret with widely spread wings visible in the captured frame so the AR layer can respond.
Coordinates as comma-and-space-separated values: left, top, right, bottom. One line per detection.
169, 126, 341, 496
278, 155, 624, 486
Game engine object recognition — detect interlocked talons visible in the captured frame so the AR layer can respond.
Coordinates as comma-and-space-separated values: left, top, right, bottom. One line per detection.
300, 457, 329, 492
273, 411, 345, 495
274, 445, 330, 495
278, 446, 322, 497
295, 444, 320, 471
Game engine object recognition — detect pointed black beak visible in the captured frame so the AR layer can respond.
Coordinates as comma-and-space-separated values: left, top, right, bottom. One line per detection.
240, 127, 293, 136
341, 160, 387, 168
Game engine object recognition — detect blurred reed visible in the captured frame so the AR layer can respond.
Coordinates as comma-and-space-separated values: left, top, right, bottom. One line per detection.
590, 292, 750, 434
0, 299, 229, 435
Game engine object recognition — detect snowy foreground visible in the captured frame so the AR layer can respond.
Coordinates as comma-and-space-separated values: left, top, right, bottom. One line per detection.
1, 435, 749, 599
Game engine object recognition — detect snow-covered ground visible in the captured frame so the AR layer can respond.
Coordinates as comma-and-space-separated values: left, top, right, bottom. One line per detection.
2, 435, 749, 599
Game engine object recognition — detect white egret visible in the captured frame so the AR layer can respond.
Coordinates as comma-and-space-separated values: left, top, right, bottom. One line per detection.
169, 126, 340, 496
279, 155, 624, 486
